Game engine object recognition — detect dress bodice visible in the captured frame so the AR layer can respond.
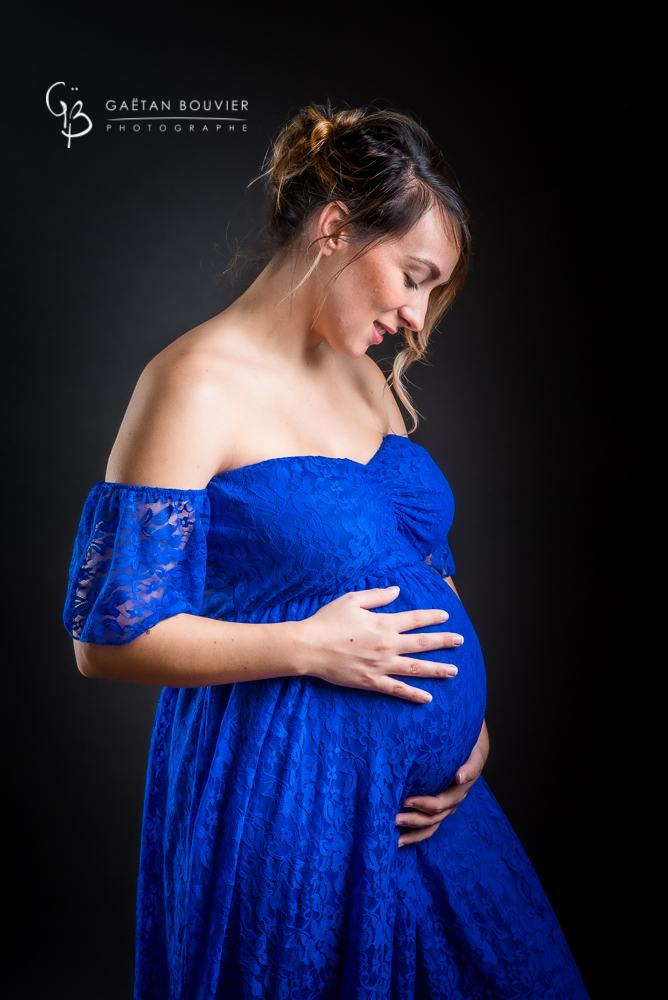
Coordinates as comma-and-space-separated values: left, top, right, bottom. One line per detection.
203, 434, 454, 618
64, 435, 455, 645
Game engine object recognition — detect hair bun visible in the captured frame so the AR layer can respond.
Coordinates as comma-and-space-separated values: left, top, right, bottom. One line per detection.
308, 116, 335, 153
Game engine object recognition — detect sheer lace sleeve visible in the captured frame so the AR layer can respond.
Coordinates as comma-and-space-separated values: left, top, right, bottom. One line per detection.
425, 537, 456, 580
63, 482, 210, 645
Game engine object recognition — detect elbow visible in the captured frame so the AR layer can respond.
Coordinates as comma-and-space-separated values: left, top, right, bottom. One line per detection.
73, 632, 150, 681
73, 639, 115, 679
74, 639, 101, 677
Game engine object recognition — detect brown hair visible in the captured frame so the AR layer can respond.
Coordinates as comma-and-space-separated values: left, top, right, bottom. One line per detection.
254, 104, 471, 429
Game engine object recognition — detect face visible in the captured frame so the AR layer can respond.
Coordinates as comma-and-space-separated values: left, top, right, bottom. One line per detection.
313, 204, 460, 359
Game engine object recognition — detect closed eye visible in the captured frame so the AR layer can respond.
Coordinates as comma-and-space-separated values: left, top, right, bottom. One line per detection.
404, 274, 420, 291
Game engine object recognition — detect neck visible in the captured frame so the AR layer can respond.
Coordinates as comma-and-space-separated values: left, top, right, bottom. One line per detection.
224, 253, 331, 361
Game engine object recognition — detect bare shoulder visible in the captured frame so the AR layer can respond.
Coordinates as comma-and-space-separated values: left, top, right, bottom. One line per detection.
355, 354, 408, 437
105, 320, 243, 489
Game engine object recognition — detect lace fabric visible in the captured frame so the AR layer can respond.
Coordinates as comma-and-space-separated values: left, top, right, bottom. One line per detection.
64, 435, 588, 999
64, 482, 210, 644
424, 542, 456, 580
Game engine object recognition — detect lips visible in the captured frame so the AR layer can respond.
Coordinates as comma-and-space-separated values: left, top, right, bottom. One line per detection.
373, 321, 396, 343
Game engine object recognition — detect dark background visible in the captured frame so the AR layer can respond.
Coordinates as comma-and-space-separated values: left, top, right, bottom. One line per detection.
4, 7, 632, 998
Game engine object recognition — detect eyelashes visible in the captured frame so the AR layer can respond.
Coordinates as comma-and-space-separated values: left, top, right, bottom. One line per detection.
404, 274, 420, 291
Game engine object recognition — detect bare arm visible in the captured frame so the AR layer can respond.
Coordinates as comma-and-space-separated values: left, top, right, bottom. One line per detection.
75, 588, 463, 703
75, 612, 305, 684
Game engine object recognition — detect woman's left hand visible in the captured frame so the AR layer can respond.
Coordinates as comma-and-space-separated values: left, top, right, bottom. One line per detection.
395, 719, 489, 847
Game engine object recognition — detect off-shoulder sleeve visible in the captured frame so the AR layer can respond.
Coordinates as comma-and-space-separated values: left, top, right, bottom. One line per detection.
427, 537, 456, 580
64, 482, 210, 645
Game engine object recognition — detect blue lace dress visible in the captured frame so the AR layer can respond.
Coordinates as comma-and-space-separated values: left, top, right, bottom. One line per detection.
64, 434, 588, 1000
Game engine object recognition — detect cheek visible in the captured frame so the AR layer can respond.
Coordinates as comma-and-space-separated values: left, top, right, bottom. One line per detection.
364, 262, 396, 303
320, 297, 360, 345
322, 256, 392, 335
327, 278, 369, 328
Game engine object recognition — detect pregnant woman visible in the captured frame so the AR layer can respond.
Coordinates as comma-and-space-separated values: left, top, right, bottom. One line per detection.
64, 106, 589, 998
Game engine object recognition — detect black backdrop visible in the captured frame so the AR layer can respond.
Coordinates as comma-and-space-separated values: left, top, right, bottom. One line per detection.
4, 8, 631, 998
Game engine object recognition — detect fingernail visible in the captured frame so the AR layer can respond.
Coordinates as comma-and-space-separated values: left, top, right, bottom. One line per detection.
423, 694, 432, 703
458, 771, 467, 784
453, 635, 464, 645
398, 838, 405, 848
440, 611, 449, 621
447, 666, 458, 677
404, 800, 415, 808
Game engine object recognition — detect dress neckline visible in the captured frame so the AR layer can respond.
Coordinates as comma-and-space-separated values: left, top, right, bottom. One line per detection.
99, 435, 414, 494
213, 432, 407, 480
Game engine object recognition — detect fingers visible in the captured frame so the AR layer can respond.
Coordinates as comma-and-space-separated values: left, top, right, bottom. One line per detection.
396, 807, 455, 828
390, 657, 458, 679
374, 652, 461, 701
374, 677, 433, 704
400, 794, 449, 815
373, 656, 459, 700
395, 798, 461, 847
349, 592, 465, 650
390, 608, 464, 649
394, 729, 490, 848
456, 743, 486, 786
398, 821, 441, 847
397, 630, 464, 654
354, 586, 402, 609
315, 589, 464, 704
399, 764, 480, 827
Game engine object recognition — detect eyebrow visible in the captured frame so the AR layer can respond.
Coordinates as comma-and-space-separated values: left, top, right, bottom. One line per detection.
408, 256, 441, 280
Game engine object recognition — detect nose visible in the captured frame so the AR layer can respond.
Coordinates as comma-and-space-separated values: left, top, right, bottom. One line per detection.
397, 294, 429, 333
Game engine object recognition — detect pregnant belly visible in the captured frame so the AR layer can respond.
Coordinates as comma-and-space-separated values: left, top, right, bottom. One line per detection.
219, 561, 487, 810
342, 561, 487, 799
152, 564, 487, 886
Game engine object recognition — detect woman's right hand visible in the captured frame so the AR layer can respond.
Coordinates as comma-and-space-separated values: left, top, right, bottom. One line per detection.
298, 585, 464, 703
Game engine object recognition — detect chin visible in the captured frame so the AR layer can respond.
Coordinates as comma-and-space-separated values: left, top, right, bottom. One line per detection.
327, 326, 374, 359
333, 340, 369, 360
352, 345, 373, 360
